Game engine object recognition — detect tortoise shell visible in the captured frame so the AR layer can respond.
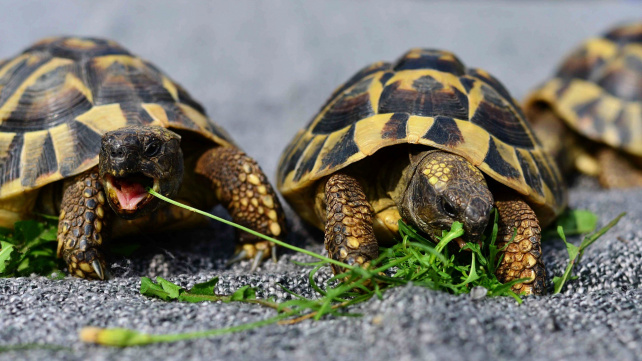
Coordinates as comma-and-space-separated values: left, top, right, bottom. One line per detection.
0, 37, 235, 200
278, 49, 566, 226
524, 22, 642, 156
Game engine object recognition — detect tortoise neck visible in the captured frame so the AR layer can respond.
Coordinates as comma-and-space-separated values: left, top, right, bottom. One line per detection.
384, 148, 436, 206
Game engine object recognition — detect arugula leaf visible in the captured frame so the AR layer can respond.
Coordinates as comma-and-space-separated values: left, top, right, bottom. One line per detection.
0, 218, 62, 277
156, 277, 183, 299
553, 213, 624, 293
190, 277, 219, 295
140, 277, 174, 301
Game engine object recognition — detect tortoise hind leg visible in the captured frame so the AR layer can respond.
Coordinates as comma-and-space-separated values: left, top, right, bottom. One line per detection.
57, 169, 110, 280
494, 193, 545, 295
596, 148, 642, 188
195, 147, 286, 269
324, 173, 378, 274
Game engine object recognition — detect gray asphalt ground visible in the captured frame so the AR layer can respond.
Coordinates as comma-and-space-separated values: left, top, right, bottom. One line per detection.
1, 1, 642, 360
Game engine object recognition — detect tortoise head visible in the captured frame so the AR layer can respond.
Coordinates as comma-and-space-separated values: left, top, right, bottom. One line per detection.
99, 125, 183, 220
398, 150, 494, 246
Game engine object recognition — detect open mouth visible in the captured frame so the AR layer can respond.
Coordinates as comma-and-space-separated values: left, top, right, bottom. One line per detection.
104, 173, 159, 213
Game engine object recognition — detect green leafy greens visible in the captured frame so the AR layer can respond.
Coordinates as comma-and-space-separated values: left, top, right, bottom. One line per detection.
0, 218, 63, 278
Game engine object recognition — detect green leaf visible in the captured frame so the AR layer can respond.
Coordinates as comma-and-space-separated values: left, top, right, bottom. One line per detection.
552, 276, 564, 291
0, 218, 62, 277
557, 226, 580, 261
0, 244, 16, 274
230, 285, 256, 301
140, 277, 173, 301
0, 227, 12, 237
553, 213, 624, 294
156, 277, 183, 299
544, 209, 599, 239
40, 226, 58, 241
190, 277, 219, 296
556, 209, 598, 236
14, 220, 44, 244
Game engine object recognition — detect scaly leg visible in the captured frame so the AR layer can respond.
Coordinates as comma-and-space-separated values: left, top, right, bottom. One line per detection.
494, 194, 545, 295
195, 147, 286, 269
597, 148, 642, 188
57, 169, 110, 279
324, 173, 378, 274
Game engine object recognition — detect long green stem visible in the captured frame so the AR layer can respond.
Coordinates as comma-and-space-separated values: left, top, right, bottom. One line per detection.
81, 311, 298, 347
147, 189, 353, 271
178, 293, 286, 311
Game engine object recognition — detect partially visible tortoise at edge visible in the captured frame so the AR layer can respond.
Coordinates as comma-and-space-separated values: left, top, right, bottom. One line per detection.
0, 37, 286, 279
524, 22, 642, 187
277, 49, 567, 295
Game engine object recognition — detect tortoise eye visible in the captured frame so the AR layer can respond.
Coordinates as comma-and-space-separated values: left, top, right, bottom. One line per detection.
144, 141, 161, 157
441, 197, 457, 218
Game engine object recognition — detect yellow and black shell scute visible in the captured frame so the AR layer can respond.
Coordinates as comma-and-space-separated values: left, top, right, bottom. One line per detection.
525, 22, 642, 156
0, 37, 235, 199
278, 49, 566, 225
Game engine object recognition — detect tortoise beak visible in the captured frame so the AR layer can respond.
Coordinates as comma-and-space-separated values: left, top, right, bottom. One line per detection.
103, 173, 161, 219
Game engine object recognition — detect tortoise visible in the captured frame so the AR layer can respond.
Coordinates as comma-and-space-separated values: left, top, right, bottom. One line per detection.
277, 49, 567, 295
0, 37, 286, 279
524, 22, 642, 187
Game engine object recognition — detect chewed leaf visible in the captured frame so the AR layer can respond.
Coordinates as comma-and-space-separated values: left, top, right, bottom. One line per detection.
190, 277, 219, 296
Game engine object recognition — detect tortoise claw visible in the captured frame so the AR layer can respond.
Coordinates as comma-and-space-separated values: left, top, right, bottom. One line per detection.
92, 260, 105, 280
226, 242, 278, 270
225, 250, 248, 266
250, 250, 264, 272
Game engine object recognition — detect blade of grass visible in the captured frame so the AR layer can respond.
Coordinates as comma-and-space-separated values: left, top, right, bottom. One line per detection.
147, 188, 353, 272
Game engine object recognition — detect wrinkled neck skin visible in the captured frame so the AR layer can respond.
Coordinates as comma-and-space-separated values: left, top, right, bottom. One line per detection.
385, 148, 494, 244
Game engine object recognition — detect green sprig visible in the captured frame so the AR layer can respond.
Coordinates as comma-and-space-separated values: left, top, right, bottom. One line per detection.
78, 192, 619, 347
139, 276, 285, 310
552, 212, 625, 294
146, 189, 353, 271
0, 218, 63, 277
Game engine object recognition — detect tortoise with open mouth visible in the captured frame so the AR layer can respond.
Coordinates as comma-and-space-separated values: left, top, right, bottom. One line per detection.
277, 49, 566, 295
0, 37, 286, 279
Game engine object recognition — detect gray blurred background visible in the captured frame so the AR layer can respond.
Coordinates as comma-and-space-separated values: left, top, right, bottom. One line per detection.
2, 1, 642, 361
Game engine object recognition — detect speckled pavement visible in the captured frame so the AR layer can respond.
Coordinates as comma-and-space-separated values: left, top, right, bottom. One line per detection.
1, 2, 642, 361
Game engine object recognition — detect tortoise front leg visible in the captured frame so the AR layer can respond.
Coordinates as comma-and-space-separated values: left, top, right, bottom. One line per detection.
195, 147, 286, 270
57, 169, 110, 279
494, 194, 545, 295
324, 173, 378, 274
